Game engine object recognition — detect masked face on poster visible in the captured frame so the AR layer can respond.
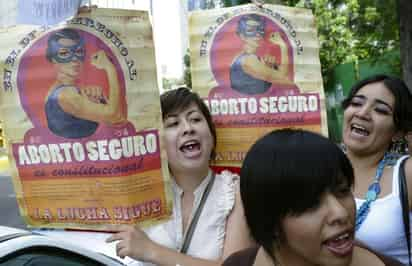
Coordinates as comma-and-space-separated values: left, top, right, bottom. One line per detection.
210, 13, 295, 96
48, 33, 85, 79
189, 6, 326, 169
18, 28, 128, 139
1, 10, 173, 229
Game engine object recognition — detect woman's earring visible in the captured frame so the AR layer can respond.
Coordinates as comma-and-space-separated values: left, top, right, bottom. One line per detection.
340, 143, 347, 153
390, 138, 407, 155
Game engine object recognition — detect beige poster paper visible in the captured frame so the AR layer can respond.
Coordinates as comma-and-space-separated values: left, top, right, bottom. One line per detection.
189, 4, 328, 168
0, 8, 173, 229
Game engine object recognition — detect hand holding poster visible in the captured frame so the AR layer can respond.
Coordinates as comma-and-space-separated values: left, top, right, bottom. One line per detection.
0, 8, 172, 229
189, 4, 327, 168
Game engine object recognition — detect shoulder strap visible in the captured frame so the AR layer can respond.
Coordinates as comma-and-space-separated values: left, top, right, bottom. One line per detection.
180, 173, 216, 254
398, 156, 412, 266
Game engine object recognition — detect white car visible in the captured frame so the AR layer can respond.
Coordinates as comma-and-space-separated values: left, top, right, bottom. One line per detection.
0, 226, 125, 266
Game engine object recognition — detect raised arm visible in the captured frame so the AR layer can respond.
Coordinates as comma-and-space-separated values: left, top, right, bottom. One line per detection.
222, 181, 256, 259
58, 50, 126, 125
242, 32, 292, 85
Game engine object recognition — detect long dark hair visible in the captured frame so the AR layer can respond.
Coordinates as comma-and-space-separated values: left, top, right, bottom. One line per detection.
342, 74, 412, 132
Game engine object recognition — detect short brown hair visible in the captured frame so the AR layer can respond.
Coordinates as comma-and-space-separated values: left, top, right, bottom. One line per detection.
160, 87, 216, 159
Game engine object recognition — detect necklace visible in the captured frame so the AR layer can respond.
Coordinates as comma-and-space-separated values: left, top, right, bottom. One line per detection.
355, 152, 399, 231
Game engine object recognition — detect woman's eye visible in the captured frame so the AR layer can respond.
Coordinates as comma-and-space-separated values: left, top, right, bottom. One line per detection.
375, 107, 391, 115
349, 100, 362, 107
335, 186, 351, 197
190, 116, 202, 123
165, 121, 178, 128
58, 49, 70, 57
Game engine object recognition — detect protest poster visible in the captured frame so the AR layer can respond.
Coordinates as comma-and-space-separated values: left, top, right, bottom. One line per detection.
0, 8, 173, 229
189, 4, 328, 168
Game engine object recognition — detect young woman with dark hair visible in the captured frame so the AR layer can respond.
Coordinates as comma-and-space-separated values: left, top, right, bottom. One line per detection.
341, 74, 412, 264
106, 87, 254, 266
230, 14, 292, 95
45, 28, 126, 138
223, 129, 402, 266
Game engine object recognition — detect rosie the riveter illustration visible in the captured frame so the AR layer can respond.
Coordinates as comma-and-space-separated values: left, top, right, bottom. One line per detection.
44, 28, 126, 139
230, 14, 293, 95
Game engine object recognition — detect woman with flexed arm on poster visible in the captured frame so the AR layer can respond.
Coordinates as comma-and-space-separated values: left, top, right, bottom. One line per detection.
106, 87, 255, 266
45, 28, 126, 139
341, 74, 412, 265
230, 14, 293, 95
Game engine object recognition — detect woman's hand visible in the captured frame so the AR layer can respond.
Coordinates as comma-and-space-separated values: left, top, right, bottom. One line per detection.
80, 86, 107, 104
268, 32, 285, 47
91, 50, 114, 71
260, 54, 277, 69
105, 224, 157, 261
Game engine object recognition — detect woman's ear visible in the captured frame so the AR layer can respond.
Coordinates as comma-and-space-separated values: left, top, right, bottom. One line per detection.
392, 131, 405, 143
404, 132, 412, 156
390, 131, 408, 154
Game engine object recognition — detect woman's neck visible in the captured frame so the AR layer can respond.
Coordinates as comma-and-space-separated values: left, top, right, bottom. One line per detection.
56, 73, 75, 85
254, 246, 302, 266
243, 42, 257, 54
172, 167, 210, 193
346, 149, 386, 175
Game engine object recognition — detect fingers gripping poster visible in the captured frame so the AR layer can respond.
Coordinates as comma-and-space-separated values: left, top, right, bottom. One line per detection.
190, 4, 328, 168
0, 8, 173, 229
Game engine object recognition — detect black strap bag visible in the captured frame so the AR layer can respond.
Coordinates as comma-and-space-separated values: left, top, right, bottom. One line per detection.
399, 156, 412, 266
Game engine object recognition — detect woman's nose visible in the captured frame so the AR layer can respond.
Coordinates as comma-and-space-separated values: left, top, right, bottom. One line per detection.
326, 194, 350, 226
355, 104, 372, 120
181, 120, 194, 135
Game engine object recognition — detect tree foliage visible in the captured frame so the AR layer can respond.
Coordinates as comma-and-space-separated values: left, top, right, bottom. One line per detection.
398, 0, 412, 91
309, 0, 398, 80
183, 50, 192, 88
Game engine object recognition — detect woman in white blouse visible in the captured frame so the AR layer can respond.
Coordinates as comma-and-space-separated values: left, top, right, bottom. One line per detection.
106, 87, 255, 266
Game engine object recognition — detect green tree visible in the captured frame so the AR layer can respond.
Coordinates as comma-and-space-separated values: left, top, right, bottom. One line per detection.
183, 50, 192, 88
310, 0, 399, 84
222, 0, 250, 6
398, 0, 412, 91
162, 77, 184, 91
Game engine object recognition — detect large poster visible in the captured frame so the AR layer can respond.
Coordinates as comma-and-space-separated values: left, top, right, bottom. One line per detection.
190, 4, 327, 168
0, 8, 173, 229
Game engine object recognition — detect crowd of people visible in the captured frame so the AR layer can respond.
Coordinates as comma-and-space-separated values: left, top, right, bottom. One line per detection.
105, 87, 255, 266
105, 74, 412, 266
34, 74, 412, 266
5, 2, 412, 266
23, 9, 412, 266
